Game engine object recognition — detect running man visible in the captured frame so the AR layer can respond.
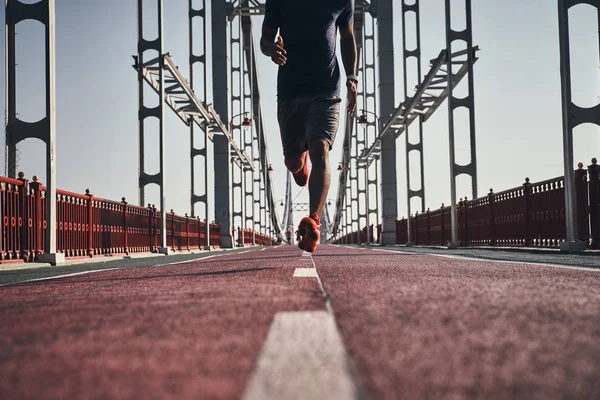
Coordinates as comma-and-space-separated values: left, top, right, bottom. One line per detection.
260, 0, 358, 253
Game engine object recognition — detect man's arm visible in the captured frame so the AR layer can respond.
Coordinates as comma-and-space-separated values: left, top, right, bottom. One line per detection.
339, 25, 358, 114
260, 26, 287, 66
260, 0, 286, 65
339, 25, 357, 78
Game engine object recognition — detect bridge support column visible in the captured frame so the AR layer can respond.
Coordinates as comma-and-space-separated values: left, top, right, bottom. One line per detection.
189, 0, 212, 250
212, 0, 234, 248
5, 0, 62, 264
445, 0, 478, 248
378, 0, 398, 246
136, 0, 168, 253
557, 0, 595, 252
402, 0, 426, 245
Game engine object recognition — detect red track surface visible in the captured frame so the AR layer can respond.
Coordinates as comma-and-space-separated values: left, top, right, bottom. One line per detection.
0, 247, 323, 400
314, 246, 600, 399
1, 245, 599, 399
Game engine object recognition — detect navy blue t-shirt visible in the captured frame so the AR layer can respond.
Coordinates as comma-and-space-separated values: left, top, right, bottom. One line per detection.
263, 0, 354, 101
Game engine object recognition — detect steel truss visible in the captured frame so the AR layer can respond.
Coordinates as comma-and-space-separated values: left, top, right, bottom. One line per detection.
228, 0, 280, 239
358, 48, 479, 164
356, 0, 479, 247
136, 0, 257, 250
332, 0, 377, 242
134, 55, 253, 169
4, 0, 60, 263
558, 0, 600, 250
241, 15, 269, 240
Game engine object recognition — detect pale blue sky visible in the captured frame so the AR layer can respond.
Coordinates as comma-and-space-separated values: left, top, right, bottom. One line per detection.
1, 0, 598, 229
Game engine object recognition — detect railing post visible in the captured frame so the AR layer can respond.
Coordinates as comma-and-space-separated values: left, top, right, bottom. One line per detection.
148, 204, 154, 252
85, 189, 94, 257
17, 172, 30, 261
523, 178, 531, 246
185, 213, 190, 251
29, 177, 44, 259
575, 163, 589, 245
426, 208, 431, 245
462, 197, 469, 247
122, 198, 129, 255
488, 189, 496, 246
414, 212, 419, 246
196, 217, 206, 250
441, 204, 446, 246
170, 209, 175, 252
588, 158, 600, 249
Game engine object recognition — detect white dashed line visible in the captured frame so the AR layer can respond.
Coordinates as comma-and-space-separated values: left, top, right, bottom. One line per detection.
241, 311, 359, 400
293, 268, 318, 278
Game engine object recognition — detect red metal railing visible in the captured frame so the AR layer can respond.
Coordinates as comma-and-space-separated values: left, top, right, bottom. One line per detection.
233, 227, 277, 247
333, 161, 600, 249
0, 175, 275, 264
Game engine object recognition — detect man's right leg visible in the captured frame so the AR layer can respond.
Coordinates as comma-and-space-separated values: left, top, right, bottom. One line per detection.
278, 99, 309, 186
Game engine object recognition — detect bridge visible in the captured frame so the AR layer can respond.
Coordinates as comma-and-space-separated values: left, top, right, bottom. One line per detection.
1, 0, 599, 399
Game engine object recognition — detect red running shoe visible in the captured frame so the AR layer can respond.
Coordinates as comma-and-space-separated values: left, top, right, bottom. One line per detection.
292, 152, 309, 187
297, 214, 321, 253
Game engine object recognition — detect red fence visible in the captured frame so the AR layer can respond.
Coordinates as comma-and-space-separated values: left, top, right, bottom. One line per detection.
233, 227, 277, 247
0, 174, 274, 263
333, 160, 600, 249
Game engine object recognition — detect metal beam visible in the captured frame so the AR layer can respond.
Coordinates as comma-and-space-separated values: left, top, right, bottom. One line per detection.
358, 47, 479, 166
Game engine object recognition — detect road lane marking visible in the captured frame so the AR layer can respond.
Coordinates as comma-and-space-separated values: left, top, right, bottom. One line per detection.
241, 311, 359, 400
0, 250, 244, 287
0, 268, 123, 288
293, 268, 318, 278
372, 248, 600, 272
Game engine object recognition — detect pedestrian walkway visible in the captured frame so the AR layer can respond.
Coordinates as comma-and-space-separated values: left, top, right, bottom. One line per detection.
1, 245, 599, 399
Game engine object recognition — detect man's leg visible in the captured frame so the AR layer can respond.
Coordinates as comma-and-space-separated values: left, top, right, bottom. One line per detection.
278, 99, 309, 186
285, 151, 308, 186
296, 97, 341, 252
307, 137, 330, 220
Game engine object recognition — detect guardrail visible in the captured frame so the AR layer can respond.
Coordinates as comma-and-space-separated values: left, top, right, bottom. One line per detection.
333, 159, 600, 249
0, 173, 274, 264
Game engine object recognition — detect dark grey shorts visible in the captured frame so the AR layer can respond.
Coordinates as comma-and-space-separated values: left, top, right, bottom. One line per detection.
277, 96, 342, 159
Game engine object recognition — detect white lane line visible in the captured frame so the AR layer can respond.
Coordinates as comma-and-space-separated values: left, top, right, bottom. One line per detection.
241, 311, 359, 400
0, 251, 238, 287
373, 248, 600, 272
0, 268, 123, 288
161, 248, 257, 266
293, 268, 318, 278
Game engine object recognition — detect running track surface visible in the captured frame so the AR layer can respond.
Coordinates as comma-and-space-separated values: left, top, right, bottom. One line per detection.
1, 245, 599, 399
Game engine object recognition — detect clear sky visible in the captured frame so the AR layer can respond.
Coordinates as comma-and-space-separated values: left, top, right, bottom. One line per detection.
1, 0, 598, 232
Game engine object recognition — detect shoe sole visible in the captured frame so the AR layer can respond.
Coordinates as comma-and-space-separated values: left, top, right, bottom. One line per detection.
297, 219, 320, 253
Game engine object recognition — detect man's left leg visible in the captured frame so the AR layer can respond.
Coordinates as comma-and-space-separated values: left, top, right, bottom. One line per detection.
307, 137, 330, 222
297, 97, 341, 253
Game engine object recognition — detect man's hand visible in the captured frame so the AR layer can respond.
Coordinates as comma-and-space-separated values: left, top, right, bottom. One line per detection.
346, 80, 357, 115
264, 36, 287, 66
